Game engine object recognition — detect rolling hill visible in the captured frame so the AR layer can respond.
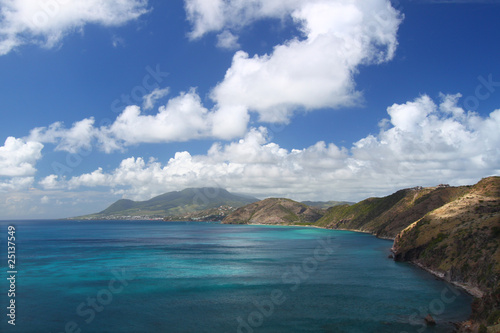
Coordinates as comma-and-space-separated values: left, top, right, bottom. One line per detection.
222, 198, 324, 225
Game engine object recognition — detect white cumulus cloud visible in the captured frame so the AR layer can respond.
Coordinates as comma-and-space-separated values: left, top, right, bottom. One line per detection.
0, 136, 43, 177
28, 118, 96, 153
216, 30, 240, 50
16, 0, 403, 153
0, 176, 34, 192
209, 0, 402, 129
0, 0, 149, 55
39, 174, 62, 190
185, 0, 305, 39
105, 89, 211, 147
142, 87, 170, 110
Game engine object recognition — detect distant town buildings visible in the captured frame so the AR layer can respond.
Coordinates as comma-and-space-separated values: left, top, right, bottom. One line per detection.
410, 184, 450, 191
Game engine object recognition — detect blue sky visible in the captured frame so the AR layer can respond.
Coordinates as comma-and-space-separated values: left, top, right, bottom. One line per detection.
0, 0, 499, 219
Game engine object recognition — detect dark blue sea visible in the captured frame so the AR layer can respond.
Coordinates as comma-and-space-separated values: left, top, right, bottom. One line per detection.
0, 220, 471, 333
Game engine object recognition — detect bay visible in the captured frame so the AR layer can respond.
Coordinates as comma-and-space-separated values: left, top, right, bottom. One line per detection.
0, 220, 471, 332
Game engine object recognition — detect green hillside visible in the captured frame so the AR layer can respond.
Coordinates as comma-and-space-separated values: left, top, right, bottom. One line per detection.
315, 185, 469, 238
72, 188, 258, 219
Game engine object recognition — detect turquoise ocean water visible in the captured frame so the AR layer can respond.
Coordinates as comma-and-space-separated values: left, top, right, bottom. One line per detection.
0, 220, 471, 333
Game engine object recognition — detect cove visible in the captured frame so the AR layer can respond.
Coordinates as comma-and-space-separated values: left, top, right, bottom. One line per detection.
0, 220, 472, 332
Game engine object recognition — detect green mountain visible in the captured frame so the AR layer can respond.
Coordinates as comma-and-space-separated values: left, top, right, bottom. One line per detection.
73, 188, 259, 220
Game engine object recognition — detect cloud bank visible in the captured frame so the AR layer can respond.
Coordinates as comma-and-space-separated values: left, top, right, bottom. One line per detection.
38, 94, 500, 202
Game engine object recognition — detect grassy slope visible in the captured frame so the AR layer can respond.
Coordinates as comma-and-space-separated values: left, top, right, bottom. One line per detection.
315, 185, 469, 238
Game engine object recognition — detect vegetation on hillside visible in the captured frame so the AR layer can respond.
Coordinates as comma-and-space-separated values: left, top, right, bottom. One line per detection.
70, 188, 258, 220
392, 177, 500, 331
315, 185, 469, 238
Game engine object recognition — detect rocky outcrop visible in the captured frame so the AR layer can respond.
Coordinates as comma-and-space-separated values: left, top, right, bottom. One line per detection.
222, 198, 324, 225
425, 314, 436, 326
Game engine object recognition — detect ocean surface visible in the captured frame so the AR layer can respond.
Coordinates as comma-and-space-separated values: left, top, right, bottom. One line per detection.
0, 220, 472, 333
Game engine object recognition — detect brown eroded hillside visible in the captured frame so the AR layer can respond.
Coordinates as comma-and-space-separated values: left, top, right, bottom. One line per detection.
221, 198, 323, 225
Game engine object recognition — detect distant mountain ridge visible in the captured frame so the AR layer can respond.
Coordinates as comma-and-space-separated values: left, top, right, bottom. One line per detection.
72, 188, 258, 220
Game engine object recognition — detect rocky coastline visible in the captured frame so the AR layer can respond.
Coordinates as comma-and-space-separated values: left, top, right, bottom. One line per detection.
223, 176, 500, 332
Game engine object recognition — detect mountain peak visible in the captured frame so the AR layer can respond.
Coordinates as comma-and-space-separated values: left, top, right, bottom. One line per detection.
73, 188, 258, 220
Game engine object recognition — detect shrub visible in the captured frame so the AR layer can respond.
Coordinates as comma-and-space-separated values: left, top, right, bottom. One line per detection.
487, 309, 500, 326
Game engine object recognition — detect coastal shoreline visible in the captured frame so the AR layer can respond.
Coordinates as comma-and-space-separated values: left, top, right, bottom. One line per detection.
243, 222, 483, 299
409, 261, 484, 298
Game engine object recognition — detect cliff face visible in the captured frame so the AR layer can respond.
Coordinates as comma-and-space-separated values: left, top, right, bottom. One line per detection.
393, 177, 499, 293
315, 185, 469, 239
222, 198, 323, 225
392, 176, 500, 329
